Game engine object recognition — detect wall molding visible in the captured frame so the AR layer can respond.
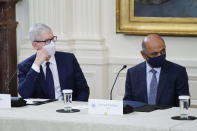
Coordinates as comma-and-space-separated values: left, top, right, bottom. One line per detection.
109, 56, 197, 67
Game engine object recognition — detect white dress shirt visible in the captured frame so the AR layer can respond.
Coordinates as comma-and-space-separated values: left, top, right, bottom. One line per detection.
146, 62, 161, 99
31, 55, 63, 100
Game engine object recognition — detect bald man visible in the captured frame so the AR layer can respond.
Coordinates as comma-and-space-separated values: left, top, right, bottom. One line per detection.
123, 34, 189, 107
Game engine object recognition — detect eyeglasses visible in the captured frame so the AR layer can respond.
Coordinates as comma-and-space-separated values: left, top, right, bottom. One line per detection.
34, 36, 57, 45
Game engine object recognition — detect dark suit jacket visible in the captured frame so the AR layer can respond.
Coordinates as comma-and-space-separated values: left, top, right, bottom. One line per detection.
123, 60, 189, 107
18, 51, 89, 101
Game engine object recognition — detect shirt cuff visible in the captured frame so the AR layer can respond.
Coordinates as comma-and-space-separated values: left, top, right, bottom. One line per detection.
31, 63, 40, 73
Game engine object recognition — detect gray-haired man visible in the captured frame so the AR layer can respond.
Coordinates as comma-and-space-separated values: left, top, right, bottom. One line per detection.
18, 23, 89, 101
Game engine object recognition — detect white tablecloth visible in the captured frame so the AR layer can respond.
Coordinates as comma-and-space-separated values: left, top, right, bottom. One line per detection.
0, 101, 196, 131
170, 108, 197, 131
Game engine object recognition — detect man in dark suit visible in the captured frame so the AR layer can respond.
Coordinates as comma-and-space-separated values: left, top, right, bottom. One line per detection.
18, 23, 89, 101
123, 34, 189, 106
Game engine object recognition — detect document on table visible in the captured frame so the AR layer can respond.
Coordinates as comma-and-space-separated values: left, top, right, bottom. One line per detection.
25, 98, 52, 105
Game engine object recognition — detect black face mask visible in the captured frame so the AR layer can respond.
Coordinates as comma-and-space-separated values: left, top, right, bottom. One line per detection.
146, 55, 166, 68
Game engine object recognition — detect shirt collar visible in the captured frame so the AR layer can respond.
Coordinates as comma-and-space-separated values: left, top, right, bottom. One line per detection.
42, 55, 56, 67
146, 61, 161, 73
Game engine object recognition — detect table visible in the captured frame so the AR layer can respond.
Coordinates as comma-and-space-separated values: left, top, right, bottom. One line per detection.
170, 108, 197, 131
0, 101, 196, 131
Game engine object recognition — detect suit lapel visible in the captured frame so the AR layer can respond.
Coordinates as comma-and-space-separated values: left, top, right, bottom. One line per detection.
139, 62, 148, 103
156, 61, 168, 104
143, 64, 148, 103
55, 53, 64, 90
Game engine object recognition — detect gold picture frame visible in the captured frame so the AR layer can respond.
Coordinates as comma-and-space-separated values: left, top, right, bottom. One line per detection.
116, 0, 197, 36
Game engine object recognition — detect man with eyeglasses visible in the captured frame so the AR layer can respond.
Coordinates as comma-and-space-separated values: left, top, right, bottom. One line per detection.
18, 23, 89, 101
123, 34, 189, 107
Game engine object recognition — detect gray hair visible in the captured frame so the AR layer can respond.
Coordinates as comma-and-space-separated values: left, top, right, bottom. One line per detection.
29, 23, 52, 42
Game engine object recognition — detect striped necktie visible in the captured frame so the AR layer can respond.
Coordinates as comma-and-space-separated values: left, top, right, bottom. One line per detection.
148, 69, 158, 105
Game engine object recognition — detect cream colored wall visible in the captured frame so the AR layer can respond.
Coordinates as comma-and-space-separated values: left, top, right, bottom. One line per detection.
16, 0, 197, 104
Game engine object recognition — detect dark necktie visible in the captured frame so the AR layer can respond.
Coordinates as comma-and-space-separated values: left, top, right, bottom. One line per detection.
46, 62, 55, 99
148, 69, 157, 105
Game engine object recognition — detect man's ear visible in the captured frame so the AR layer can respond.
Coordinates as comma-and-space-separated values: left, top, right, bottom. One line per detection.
141, 51, 148, 60
32, 42, 38, 50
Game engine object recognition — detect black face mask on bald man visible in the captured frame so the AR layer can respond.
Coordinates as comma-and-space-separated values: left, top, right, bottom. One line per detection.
147, 54, 166, 68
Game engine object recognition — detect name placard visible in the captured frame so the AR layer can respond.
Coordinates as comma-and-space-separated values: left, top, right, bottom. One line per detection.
0, 94, 11, 109
88, 99, 123, 115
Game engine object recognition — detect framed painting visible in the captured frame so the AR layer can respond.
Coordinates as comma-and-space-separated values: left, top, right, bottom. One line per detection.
116, 0, 197, 36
